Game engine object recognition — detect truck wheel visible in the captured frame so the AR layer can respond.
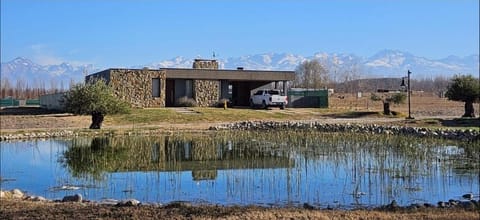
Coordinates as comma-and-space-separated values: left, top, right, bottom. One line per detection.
280, 104, 285, 110
250, 100, 255, 109
262, 101, 267, 109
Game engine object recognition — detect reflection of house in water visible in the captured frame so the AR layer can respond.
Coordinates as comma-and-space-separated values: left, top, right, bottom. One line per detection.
112, 137, 294, 181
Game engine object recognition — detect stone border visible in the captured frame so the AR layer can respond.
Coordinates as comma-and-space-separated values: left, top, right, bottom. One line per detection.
209, 121, 480, 141
2, 121, 478, 142
0, 130, 76, 141
1, 189, 478, 211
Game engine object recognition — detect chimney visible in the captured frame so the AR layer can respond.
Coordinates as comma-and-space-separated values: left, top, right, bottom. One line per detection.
192, 59, 219, 70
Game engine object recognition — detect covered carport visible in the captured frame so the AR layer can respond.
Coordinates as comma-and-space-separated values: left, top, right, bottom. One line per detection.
162, 68, 295, 107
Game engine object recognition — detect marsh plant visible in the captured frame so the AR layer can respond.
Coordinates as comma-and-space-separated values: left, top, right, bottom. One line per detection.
60, 131, 479, 181
3, 130, 477, 207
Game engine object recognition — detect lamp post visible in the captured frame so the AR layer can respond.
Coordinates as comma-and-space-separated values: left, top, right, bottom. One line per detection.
400, 70, 414, 119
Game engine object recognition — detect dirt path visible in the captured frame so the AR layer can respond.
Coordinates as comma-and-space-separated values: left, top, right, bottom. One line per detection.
1, 199, 478, 220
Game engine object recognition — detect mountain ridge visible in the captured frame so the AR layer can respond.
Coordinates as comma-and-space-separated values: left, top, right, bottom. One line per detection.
1, 50, 478, 88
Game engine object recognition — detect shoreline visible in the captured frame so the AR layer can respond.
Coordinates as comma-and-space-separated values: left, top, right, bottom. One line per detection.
1, 119, 478, 141
1, 189, 479, 220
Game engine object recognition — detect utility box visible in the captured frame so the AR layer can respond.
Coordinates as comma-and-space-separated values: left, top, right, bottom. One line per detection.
288, 89, 329, 108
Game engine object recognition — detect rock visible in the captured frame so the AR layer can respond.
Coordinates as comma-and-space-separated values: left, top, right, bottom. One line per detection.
448, 199, 459, 207
408, 203, 424, 209
437, 201, 446, 208
462, 193, 473, 200
33, 196, 47, 202
389, 200, 398, 208
99, 199, 119, 205
459, 201, 475, 209
116, 199, 140, 207
303, 202, 315, 210
423, 203, 435, 208
164, 201, 192, 209
471, 200, 479, 208
62, 194, 83, 202
11, 189, 24, 199
0, 190, 10, 198
26, 195, 47, 202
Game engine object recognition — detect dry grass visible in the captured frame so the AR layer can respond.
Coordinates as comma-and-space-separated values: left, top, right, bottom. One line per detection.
329, 92, 478, 117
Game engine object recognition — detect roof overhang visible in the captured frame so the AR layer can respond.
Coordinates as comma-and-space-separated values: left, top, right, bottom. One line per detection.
161, 68, 295, 81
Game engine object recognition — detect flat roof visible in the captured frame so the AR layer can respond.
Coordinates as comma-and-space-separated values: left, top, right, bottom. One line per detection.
95, 68, 295, 81
161, 68, 295, 81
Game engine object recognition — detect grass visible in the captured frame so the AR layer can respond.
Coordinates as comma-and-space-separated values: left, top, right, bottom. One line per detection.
106, 107, 331, 125
404, 118, 480, 131
103, 107, 480, 131
325, 111, 383, 118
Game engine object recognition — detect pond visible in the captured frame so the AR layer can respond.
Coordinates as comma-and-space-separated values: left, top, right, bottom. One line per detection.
1, 131, 478, 209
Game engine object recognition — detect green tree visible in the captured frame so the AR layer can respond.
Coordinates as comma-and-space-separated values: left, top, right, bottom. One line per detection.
445, 75, 479, 118
64, 79, 130, 129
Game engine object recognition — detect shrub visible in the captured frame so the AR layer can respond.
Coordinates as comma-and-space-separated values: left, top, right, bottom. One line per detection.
387, 93, 406, 105
214, 99, 232, 108
176, 96, 197, 107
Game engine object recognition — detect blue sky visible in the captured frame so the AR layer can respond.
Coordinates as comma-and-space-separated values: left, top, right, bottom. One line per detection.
1, 0, 479, 67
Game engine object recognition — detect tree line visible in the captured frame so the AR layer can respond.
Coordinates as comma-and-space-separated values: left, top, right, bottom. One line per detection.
294, 60, 455, 95
0, 78, 72, 99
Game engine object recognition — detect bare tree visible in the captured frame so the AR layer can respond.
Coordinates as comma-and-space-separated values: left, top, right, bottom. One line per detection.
1, 78, 12, 98
433, 76, 449, 97
294, 60, 329, 89
338, 62, 362, 94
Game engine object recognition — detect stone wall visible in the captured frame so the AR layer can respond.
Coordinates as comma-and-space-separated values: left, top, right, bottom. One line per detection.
193, 80, 219, 107
192, 59, 219, 69
108, 69, 166, 108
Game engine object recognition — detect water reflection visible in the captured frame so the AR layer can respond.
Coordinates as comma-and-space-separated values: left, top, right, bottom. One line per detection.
60, 136, 294, 181
1, 132, 478, 208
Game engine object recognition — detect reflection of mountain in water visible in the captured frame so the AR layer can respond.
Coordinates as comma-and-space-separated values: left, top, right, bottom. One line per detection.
61, 136, 294, 180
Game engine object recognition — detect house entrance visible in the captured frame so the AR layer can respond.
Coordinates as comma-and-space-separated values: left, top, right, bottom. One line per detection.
166, 79, 175, 107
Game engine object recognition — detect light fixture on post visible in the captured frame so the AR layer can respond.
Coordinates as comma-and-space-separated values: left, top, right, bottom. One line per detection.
400, 70, 414, 119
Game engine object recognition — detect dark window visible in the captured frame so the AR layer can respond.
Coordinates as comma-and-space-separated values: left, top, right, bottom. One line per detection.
185, 80, 193, 98
152, 78, 160, 97
254, 90, 263, 95
268, 90, 280, 95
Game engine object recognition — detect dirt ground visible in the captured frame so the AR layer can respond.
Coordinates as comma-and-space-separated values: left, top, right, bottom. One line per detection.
329, 92, 476, 117
1, 199, 479, 220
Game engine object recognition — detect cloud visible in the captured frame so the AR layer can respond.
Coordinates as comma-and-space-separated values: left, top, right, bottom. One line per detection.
28, 43, 94, 66
29, 43, 65, 65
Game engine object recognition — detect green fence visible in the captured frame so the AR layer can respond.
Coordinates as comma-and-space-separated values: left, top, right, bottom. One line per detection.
0, 98, 40, 107
288, 89, 329, 108
26, 99, 40, 105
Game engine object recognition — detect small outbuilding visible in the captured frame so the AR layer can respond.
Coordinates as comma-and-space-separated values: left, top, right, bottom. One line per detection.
287, 88, 329, 108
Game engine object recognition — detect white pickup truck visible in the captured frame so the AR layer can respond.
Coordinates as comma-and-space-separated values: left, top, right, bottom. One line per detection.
250, 89, 288, 109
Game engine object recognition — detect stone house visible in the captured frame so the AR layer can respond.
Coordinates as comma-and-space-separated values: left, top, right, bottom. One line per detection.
86, 59, 294, 108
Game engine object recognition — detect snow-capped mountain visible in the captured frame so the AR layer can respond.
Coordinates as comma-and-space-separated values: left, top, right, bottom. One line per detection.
364, 50, 479, 78
1, 50, 478, 88
1, 57, 98, 87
